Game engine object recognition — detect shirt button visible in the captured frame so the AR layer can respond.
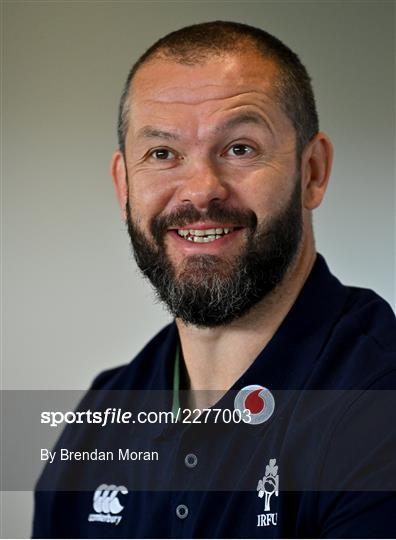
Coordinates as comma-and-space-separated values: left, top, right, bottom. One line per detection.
176, 504, 189, 519
184, 453, 198, 468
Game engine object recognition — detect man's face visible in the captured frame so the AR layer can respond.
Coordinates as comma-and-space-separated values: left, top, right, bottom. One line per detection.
119, 50, 304, 326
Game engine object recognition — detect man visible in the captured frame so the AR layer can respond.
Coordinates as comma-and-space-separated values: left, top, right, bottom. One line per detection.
33, 21, 396, 538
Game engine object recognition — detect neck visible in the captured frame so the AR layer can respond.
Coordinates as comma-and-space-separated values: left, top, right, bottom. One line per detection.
176, 242, 316, 409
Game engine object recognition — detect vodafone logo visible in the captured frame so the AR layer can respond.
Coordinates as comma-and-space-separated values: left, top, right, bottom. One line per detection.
234, 385, 275, 425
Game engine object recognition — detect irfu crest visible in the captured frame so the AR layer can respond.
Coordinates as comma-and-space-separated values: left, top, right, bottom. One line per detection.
257, 459, 279, 511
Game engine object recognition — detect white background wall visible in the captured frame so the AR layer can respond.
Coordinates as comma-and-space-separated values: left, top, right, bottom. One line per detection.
1, 1, 395, 537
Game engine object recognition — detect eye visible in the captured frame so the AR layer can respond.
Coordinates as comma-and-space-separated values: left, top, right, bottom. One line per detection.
150, 148, 176, 160
224, 143, 255, 157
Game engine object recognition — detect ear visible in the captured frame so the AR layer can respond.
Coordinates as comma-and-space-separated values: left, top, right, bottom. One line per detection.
301, 132, 333, 210
111, 150, 128, 219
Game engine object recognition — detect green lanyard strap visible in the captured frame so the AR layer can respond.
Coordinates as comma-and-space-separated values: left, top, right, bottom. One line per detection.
172, 343, 181, 415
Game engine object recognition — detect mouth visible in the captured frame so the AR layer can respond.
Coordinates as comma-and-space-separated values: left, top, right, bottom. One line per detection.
166, 223, 245, 254
174, 226, 237, 243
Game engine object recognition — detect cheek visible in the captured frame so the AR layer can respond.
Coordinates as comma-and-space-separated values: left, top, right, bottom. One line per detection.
128, 173, 176, 224
238, 169, 292, 217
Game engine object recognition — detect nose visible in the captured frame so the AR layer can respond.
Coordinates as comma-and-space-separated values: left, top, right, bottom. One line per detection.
177, 160, 229, 210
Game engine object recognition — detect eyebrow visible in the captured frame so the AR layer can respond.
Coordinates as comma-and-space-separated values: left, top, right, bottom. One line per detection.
135, 126, 181, 141
135, 112, 273, 142
216, 112, 273, 136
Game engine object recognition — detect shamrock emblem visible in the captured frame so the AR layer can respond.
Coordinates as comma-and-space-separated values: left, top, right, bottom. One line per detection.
257, 459, 279, 511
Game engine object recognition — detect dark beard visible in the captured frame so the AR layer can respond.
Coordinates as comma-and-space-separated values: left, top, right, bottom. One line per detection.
126, 178, 302, 327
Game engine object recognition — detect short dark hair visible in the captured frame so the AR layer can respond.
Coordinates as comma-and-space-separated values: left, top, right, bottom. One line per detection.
117, 21, 319, 157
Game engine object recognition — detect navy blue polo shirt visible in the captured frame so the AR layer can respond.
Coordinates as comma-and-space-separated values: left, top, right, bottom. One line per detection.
33, 254, 396, 538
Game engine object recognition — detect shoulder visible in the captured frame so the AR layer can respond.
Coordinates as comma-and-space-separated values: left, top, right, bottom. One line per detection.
309, 283, 395, 389
340, 287, 395, 384
342, 286, 396, 351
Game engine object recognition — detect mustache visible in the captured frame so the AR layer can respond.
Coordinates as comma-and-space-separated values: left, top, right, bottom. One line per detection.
150, 202, 258, 244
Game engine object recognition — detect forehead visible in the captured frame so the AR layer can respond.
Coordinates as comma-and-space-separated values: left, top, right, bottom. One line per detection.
127, 51, 290, 141
132, 50, 279, 99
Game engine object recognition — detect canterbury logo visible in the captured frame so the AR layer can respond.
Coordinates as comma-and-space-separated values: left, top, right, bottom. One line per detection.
93, 484, 127, 514
88, 483, 128, 526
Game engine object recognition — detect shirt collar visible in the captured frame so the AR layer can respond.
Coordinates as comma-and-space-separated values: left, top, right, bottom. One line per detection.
232, 253, 349, 391
141, 253, 349, 417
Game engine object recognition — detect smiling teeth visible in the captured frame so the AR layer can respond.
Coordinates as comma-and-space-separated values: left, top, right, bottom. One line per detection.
177, 227, 233, 242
